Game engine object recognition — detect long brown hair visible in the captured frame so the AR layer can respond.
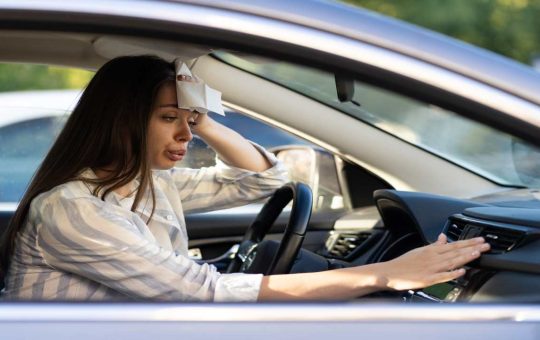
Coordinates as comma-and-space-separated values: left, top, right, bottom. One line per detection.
0, 55, 176, 280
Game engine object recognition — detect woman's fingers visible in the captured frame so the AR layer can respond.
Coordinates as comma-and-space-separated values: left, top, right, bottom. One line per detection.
436, 236, 486, 254
438, 242, 490, 261
431, 234, 489, 271
176, 74, 196, 82
436, 233, 447, 245
436, 247, 483, 272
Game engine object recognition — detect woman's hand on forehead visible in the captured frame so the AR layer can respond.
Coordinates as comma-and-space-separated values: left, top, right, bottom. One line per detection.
175, 73, 213, 132
177, 74, 194, 82
188, 112, 200, 125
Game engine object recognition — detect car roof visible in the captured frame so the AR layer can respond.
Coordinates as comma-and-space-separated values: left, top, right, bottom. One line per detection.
175, 0, 540, 106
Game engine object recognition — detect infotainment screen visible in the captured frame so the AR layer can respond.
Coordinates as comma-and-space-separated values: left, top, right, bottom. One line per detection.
422, 282, 456, 301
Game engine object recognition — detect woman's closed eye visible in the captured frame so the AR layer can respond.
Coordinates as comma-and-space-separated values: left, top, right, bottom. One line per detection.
161, 115, 197, 128
161, 114, 178, 122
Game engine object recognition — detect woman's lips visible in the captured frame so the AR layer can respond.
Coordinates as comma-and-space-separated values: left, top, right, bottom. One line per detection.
166, 150, 186, 162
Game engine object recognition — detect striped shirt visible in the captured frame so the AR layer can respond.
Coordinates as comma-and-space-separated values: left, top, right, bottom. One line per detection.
2, 145, 288, 301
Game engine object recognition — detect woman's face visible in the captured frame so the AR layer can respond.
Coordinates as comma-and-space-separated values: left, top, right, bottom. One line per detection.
147, 82, 196, 170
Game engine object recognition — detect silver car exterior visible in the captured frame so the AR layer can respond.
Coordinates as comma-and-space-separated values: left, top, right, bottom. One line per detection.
0, 0, 539, 339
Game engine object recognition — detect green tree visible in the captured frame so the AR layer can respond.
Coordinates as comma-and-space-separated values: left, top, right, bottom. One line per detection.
0, 64, 93, 92
342, 0, 540, 64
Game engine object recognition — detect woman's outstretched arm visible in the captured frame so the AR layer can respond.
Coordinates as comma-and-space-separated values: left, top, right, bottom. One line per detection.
258, 234, 490, 300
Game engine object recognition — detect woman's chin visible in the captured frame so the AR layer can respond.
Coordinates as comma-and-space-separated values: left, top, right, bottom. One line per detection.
151, 160, 177, 170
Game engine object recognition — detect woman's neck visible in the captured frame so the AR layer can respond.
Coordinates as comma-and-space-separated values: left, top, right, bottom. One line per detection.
93, 168, 136, 198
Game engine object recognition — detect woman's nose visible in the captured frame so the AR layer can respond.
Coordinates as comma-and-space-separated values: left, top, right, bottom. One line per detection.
174, 120, 193, 142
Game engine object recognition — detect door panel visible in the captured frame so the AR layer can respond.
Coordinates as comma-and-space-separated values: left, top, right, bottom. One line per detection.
185, 207, 342, 266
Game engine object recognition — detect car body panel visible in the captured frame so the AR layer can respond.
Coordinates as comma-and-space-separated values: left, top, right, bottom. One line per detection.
0, 303, 539, 340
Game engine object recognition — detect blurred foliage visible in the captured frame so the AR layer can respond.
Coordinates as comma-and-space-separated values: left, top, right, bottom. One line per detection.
342, 0, 540, 64
0, 64, 93, 92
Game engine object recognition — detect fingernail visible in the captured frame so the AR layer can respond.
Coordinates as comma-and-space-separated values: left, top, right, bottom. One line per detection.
481, 243, 490, 250
472, 250, 479, 256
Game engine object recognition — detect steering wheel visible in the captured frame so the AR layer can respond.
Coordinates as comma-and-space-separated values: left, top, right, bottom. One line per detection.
226, 182, 312, 275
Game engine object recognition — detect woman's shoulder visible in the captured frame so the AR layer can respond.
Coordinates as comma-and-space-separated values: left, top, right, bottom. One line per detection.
31, 177, 96, 211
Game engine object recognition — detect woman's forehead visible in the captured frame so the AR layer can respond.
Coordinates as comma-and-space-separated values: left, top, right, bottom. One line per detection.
154, 82, 197, 118
155, 82, 178, 106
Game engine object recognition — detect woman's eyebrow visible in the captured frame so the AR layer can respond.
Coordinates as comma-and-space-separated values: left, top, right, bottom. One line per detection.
158, 103, 178, 108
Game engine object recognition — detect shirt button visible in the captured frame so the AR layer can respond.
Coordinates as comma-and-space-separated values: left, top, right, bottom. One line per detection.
166, 215, 174, 221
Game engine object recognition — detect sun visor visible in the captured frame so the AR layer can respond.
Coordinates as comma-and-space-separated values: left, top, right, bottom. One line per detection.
93, 36, 213, 62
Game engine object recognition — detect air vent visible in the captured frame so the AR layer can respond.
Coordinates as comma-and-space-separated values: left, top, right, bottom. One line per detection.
325, 231, 371, 259
446, 220, 525, 254
447, 222, 466, 241
480, 226, 524, 254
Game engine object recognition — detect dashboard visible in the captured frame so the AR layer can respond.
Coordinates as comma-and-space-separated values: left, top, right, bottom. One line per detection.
322, 189, 540, 302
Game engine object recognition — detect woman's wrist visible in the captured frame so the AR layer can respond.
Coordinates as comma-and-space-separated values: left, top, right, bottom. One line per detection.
367, 262, 393, 290
342, 264, 391, 295
191, 113, 216, 138
367, 263, 392, 290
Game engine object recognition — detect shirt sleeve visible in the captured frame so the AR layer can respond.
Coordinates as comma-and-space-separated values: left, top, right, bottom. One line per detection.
168, 142, 289, 214
36, 195, 262, 302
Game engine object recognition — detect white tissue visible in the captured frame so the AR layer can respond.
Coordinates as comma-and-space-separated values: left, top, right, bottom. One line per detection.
174, 59, 225, 115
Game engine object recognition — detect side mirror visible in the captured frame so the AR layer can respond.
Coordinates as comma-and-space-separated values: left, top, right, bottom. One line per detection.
273, 146, 348, 212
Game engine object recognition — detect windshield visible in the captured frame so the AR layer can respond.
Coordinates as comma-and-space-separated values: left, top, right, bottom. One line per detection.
214, 51, 540, 189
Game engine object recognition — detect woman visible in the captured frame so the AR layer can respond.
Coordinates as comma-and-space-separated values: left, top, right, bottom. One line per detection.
0, 56, 489, 301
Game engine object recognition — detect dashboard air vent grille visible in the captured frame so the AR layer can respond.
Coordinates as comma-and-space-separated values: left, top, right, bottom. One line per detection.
327, 231, 371, 259
446, 219, 525, 254
480, 226, 524, 254
447, 222, 465, 241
